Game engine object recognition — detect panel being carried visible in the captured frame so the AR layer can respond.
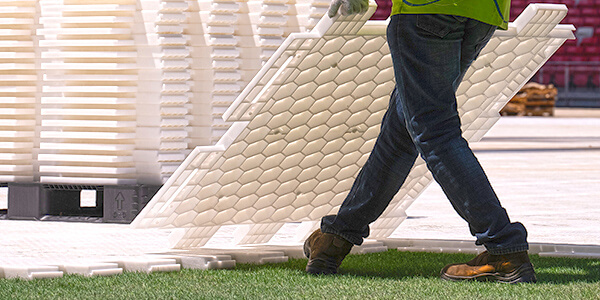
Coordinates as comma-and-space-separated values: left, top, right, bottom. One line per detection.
132, 4, 574, 249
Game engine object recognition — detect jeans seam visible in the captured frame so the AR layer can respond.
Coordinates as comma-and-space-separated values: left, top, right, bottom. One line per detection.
320, 226, 361, 245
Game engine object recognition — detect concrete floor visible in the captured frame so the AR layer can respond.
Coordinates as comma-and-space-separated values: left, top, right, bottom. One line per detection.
390, 109, 600, 246
1, 109, 600, 274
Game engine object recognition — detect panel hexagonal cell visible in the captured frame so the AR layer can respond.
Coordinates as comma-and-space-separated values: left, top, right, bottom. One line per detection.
133, 3, 574, 248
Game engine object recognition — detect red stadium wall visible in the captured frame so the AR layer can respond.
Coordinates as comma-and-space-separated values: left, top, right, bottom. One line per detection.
512, 0, 599, 94
371, 0, 600, 106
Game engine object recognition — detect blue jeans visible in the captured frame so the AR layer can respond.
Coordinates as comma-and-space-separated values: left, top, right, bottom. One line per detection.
321, 14, 529, 255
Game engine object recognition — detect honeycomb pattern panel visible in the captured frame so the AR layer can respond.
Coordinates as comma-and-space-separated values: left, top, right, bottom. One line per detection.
132, 6, 384, 230
133, 4, 574, 248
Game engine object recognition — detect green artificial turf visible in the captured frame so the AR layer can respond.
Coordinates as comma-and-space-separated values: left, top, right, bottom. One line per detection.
1, 250, 599, 300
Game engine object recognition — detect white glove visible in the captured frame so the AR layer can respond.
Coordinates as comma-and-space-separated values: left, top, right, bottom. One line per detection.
328, 0, 369, 18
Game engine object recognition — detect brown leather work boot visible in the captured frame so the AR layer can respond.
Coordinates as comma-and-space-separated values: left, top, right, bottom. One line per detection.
304, 229, 353, 275
441, 251, 537, 283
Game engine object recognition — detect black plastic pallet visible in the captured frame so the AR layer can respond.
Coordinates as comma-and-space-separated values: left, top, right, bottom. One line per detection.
3, 183, 161, 224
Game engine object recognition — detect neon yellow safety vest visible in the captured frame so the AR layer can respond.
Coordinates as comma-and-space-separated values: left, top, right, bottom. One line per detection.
391, 0, 511, 30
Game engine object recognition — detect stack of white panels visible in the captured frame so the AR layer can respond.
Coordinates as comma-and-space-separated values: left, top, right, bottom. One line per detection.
0, 0, 332, 187
0, 1, 37, 183
37, 0, 141, 185
151, 0, 193, 182
191, 0, 248, 145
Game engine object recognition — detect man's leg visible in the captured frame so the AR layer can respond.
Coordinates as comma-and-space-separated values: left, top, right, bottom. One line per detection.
320, 88, 419, 245
305, 88, 419, 274
389, 14, 528, 255
387, 14, 534, 282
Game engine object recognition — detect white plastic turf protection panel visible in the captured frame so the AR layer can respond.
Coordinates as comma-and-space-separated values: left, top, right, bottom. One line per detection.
58, 263, 123, 277
0, 265, 63, 280
132, 3, 387, 245
132, 3, 574, 249
111, 257, 181, 273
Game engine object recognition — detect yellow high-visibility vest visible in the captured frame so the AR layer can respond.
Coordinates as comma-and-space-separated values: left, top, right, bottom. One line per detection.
391, 0, 511, 30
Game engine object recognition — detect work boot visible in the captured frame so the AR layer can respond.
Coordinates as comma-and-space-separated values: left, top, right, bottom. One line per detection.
441, 251, 537, 283
304, 229, 353, 275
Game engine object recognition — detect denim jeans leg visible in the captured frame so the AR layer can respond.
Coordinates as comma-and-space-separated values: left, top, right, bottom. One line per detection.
387, 14, 528, 255
321, 88, 419, 245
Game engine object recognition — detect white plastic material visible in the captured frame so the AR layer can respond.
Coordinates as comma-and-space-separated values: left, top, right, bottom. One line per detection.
0, 266, 63, 280
112, 257, 181, 273
0, 0, 333, 185
160, 254, 236, 270
133, 3, 573, 250
58, 263, 123, 277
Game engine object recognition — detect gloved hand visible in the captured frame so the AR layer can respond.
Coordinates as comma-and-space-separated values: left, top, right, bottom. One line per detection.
327, 0, 369, 18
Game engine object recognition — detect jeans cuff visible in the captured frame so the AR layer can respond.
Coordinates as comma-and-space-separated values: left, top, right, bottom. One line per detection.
320, 226, 363, 246
486, 244, 529, 255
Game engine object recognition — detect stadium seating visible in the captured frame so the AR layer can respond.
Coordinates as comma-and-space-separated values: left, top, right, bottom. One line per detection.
370, 0, 598, 89
511, 0, 600, 88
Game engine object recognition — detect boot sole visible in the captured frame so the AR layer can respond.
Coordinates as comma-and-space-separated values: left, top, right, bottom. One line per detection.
441, 263, 537, 284
305, 258, 339, 275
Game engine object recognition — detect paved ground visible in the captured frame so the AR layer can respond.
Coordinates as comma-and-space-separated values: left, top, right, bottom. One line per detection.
390, 108, 600, 246
1, 109, 599, 269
